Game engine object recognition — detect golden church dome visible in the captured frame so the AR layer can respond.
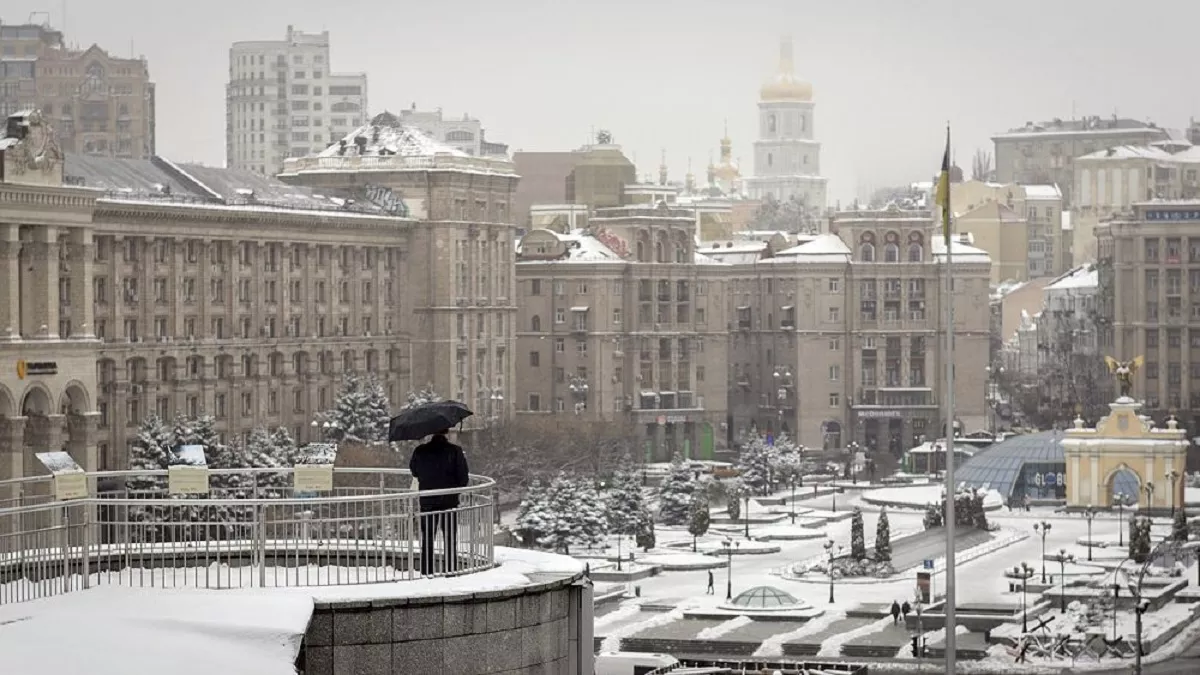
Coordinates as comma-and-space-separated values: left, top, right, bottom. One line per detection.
760, 36, 812, 102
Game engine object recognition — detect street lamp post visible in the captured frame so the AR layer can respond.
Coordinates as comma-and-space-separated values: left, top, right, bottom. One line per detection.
1052, 548, 1076, 612
847, 441, 861, 485
789, 474, 798, 524
744, 493, 752, 539
1013, 562, 1033, 633
1034, 521, 1052, 583
1110, 582, 1120, 641
1143, 481, 1155, 516
1166, 470, 1179, 517
824, 539, 842, 604
723, 537, 739, 601
310, 419, 340, 440
1116, 493, 1129, 546
1083, 505, 1096, 561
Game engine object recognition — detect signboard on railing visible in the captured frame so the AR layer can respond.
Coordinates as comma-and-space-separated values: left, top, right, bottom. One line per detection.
294, 443, 337, 494
168, 444, 210, 495
34, 451, 87, 501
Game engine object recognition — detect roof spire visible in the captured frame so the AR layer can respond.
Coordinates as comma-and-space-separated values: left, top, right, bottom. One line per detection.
779, 35, 795, 76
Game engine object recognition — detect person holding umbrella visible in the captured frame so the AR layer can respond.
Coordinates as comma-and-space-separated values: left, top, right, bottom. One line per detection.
391, 400, 474, 576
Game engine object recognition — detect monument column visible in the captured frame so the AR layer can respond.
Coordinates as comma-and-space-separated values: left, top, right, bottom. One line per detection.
65, 228, 96, 338
18, 225, 61, 339
0, 223, 21, 340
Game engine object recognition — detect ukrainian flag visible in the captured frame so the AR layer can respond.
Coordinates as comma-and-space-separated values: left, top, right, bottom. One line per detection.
935, 127, 952, 244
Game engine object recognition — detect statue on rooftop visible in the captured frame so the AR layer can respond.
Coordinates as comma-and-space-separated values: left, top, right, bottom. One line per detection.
1104, 355, 1144, 399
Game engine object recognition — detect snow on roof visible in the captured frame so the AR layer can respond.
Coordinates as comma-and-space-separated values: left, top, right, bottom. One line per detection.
1023, 184, 1062, 200
932, 235, 991, 264
693, 250, 729, 265
318, 111, 468, 159
1045, 264, 1098, 292
1158, 146, 1200, 164
764, 233, 852, 264
1076, 145, 1174, 161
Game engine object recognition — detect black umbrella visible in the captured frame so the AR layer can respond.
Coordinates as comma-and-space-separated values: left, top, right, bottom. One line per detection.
388, 400, 474, 441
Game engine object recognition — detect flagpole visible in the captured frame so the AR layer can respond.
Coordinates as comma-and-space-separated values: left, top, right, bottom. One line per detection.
942, 123, 958, 671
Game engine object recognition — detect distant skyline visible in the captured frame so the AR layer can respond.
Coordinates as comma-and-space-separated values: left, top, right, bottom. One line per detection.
7, 0, 1199, 204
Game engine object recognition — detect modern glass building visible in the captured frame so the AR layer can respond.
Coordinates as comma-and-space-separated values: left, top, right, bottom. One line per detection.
955, 431, 1138, 503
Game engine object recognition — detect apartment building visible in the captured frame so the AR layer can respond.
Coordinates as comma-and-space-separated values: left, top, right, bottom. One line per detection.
951, 180, 1068, 281
993, 116, 1168, 205
0, 109, 514, 481
388, 106, 508, 158
227, 25, 368, 176
0, 22, 155, 158
514, 201, 731, 461
724, 205, 992, 452
1098, 201, 1200, 422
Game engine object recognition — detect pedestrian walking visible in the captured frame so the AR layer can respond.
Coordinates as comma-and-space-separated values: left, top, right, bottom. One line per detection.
901, 600, 911, 620
890, 600, 901, 625
706, 570, 715, 594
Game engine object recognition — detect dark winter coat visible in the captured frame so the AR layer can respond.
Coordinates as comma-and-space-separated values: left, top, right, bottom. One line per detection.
890, 601, 901, 617
409, 434, 470, 511
901, 601, 911, 616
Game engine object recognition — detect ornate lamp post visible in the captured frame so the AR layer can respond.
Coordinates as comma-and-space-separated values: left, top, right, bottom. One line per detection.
1012, 562, 1034, 633
1115, 492, 1130, 546
310, 419, 339, 440
1051, 548, 1076, 612
1083, 505, 1096, 561
1165, 470, 1180, 517
789, 473, 798, 524
723, 537, 739, 601
824, 539, 842, 604
846, 441, 861, 484
744, 492, 752, 539
1142, 481, 1155, 516
1033, 521, 1052, 583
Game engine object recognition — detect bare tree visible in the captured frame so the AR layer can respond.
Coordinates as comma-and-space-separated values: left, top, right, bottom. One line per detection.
971, 149, 993, 182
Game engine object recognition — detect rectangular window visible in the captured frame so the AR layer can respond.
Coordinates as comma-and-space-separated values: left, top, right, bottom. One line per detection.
528, 394, 541, 411
529, 351, 540, 367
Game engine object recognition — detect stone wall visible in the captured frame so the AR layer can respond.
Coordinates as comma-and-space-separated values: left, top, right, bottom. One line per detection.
300, 571, 590, 675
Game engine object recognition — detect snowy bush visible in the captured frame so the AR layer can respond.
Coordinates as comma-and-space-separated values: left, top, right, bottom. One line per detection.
922, 502, 943, 530
607, 455, 649, 538
524, 473, 609, 554
1172, 507, 1190, 542
515, 479, 551, 547
320, 373, 391, 443
656, 454, 697, 525
875, 507, 892, 562
850, 508, 866, 560
126, 415, 175, 529
817, 558, 895, 579
400, 385, 442, 411
635, 518, 656, 551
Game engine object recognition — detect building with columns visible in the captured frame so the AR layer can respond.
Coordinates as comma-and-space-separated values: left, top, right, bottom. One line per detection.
1, 109, 516, 481
744, 37, 827, 210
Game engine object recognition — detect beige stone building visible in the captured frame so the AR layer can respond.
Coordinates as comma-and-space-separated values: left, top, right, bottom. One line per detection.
724, 206, 992, 452
955, 200, 1028, 284
951, 180, 1067, 281
513, 202, 731, 460
993, 116, 1167, 205
0, 22, 156, 158
1098, 200, 1200, 421
1, 110, 515, 481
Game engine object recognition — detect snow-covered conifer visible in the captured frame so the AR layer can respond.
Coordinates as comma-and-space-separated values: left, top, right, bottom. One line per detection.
737, 438, 772, 495
572, 480, 609, 550
322, 373, 391, 443
656, 453, 696, 525
850, 507, 866, 560
515, 479, 551, 547
635, 517, 656, 551
538, 473, 578, 554
400, 385, 442, 411
923, 501, 943, 530
1173, 507, 1189, 542
875, 507, 892, 562
607, 455, 647, 537
126, 415, 175, 532
687, 492, 710, 551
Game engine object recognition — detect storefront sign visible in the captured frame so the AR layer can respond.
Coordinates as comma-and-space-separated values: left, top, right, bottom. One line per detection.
294, 464, 334, 492
16, 360, 58, 379
857, 409, 903, 419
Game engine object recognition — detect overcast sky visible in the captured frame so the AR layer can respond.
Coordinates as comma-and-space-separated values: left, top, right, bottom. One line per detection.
9, 0, 1199, 203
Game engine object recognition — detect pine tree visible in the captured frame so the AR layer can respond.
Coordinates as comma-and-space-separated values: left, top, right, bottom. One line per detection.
126, 415, 176, 535
1173, 507, 1190, 542
515, 479, 551, 547
607, 455, 648, 538
923, 502, 943, 530
737, 437, 773, 495
571, 480, 609, 551
322, 373, 392, 443
971, 489, 989, 530
850, 507, 867, 560
635, 517, 656, 551
538, 473, 579, 554
687, 492, 711, 551
726, 479, 745, 521
401, 385, 443, 410
656, 453, 697, 525
875, 507, 892, 562
1129, 517, 1140, 561
1132, 518, 1153, 563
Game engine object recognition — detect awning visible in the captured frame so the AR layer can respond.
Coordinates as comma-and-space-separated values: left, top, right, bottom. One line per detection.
570, 306, 589, 312
737, 305, 750, 311
781, 305, 794, 311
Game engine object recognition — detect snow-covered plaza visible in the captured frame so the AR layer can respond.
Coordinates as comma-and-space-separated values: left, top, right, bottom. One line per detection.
584, 481, 1200, 672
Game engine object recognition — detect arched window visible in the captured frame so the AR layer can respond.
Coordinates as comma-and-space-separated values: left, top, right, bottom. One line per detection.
636, 240, 646, 262
859, 243, 875, 262
884, 243, 900, 262
675, 244, 686, 263
655, 241, 665, 263
767, 153, 774, 168
531, 315, 541, 332
768, 114, 776, 133
445, 130, 475, 142
907, 243, 924, 262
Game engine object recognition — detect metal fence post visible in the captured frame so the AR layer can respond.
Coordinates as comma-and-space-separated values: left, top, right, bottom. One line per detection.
82, 504, 91, 590
257, 503, 267, 587
61, 507, 70, 594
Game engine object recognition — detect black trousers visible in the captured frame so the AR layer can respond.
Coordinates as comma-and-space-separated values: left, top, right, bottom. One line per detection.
419, 507, 458, 575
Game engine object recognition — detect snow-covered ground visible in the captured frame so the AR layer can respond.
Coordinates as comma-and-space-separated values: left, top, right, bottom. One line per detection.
0, 548, 582, 675
862, 484, 1004, 510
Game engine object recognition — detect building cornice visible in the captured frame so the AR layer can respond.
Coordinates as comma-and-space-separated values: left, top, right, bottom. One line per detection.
0, 182, 98, 211
91, 200, 409, 232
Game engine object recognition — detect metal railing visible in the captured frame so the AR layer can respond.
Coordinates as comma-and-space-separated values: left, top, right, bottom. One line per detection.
0, 467, 495, 607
